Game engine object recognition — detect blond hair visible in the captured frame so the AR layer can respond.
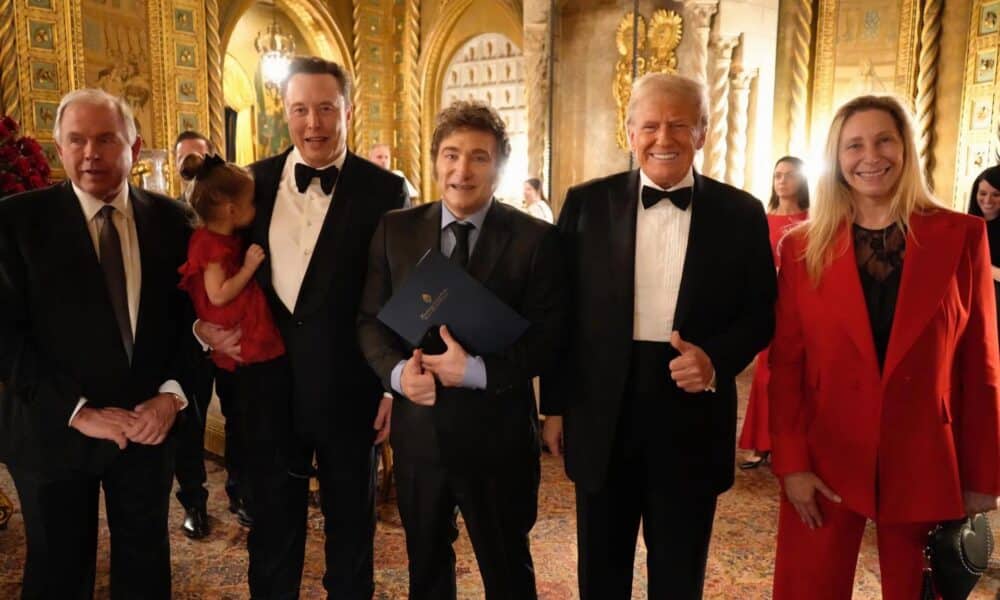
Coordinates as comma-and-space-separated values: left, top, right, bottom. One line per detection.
626, 73, 709, 131
802, 95, 942, 282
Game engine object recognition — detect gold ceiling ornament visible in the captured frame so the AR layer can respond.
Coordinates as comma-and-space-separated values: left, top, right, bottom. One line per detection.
614, 9, 684, 150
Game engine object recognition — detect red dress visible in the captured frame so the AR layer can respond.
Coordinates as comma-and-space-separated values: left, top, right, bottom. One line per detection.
178, 228, 285, 371
737, 211, 807, 451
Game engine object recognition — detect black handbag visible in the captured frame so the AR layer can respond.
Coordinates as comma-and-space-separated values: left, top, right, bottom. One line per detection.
922, 514, 993, 600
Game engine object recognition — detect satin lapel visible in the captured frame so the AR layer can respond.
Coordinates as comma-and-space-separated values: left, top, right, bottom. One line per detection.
881, 213, 963, 382
610, 170, 640, 329
820, 226, 880, 373
293, 151, 358, 318
467, 200, 511, 285
251, 147, 292, 296
130, 186, 154, 359
672, 171, 709, 331
402, 202, 443, 281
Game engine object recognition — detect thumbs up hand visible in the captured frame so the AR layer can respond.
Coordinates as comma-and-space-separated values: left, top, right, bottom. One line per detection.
401, 349, 437, 405
669, 331, 715, 393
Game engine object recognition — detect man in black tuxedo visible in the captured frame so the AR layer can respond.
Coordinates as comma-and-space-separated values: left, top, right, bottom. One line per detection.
357, 101, 568, 600
197, 56, 407, 599
541, 73, 776, 599
0, 89, 193, 598
171, 130, 252, 539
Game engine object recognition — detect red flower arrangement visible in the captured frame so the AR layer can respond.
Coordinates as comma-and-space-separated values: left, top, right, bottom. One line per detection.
0, 115, 52, 198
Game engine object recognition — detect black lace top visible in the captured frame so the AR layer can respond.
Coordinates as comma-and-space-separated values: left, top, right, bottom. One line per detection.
853, 223, 906, 370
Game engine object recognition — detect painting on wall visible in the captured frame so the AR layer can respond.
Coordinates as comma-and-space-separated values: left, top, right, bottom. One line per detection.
976, 49, 998, 84
971, 97, 994, 130
981, 1, 1000, 35
254, 69, 291, 159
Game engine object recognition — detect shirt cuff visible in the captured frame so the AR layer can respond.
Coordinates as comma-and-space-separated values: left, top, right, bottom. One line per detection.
68, 397, 88, 426
390, 360, 407, 396
461, 356, 487, 390
192, 320, 210, 352
159, 380, 189, 410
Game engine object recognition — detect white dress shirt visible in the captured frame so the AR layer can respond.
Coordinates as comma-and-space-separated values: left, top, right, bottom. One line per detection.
69, 183, 187, 424
633, 168, 695, 342
269, 147, 346, 313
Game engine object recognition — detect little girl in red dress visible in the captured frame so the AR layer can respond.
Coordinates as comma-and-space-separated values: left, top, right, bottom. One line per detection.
177, 154, 284, 370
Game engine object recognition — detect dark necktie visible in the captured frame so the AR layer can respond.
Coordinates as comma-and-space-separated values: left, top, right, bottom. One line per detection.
641, 185, 692, 211
447, 221, 475, 270
294, 163, 339, 195
97, 205, 133, 362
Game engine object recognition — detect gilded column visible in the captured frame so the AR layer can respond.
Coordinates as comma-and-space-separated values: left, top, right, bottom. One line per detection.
351, 0, 365, 151
726, 67, 754, 189
704, 34, 739, 181
681, 0, 718, 85
205, 0, 224, 153
786, 0, 814, 157
915, 0, 942, 189
523, 0, 550, 181
0, 0, 18, 120
401, 0, 421, 195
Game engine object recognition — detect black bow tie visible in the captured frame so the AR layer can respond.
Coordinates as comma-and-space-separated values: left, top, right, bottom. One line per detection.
641, 185, 692, 211
294, 163, 339, 195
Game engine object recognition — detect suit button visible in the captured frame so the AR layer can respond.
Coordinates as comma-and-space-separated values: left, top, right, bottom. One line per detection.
296, 320, 304, 327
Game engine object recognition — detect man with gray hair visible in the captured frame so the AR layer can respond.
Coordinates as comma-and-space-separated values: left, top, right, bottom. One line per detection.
541, 73, 776, 599
0, 88, 194, 598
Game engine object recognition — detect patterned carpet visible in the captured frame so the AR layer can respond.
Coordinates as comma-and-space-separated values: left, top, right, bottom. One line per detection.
2, 368, 999, 599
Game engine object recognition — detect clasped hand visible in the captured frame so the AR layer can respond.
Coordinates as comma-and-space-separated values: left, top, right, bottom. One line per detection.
71, 393, 181, 449
401, 325, 468, 406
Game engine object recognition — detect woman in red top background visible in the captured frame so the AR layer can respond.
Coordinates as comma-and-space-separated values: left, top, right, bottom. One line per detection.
768, 95, 1000, 599
738, 156, 809, 469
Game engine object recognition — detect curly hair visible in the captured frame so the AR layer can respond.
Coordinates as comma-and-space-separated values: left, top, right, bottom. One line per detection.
430, 100, 511, 169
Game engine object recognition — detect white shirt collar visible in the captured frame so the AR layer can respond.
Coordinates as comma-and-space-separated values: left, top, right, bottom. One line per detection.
639, 167, 694, 192
73, 181, 131, 223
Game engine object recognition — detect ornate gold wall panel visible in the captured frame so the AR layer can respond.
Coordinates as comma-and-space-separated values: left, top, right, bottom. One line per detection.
810, 0, 920, 146
351, 0, 395, 155
955, 0, 1000, 209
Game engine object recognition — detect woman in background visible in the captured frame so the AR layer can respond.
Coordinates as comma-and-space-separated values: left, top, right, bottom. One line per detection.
523, 177, 554, 223
968, 164, 1000, 339
738, 156, 809, 469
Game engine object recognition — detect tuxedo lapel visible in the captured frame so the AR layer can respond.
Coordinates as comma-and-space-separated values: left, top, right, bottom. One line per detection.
467, 200, 512, 285
819, 226, 881, 375
609, 170, 639, 331
881, 213, 963, 382
252, 147, 292, 296
672, 171, 710, 331
294, 151, 358, 318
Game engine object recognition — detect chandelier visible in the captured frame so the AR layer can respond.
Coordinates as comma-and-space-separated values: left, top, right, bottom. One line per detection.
255, 4, 295, 92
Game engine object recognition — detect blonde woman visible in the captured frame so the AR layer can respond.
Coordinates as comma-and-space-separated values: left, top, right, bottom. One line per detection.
769, 95, 1000, 599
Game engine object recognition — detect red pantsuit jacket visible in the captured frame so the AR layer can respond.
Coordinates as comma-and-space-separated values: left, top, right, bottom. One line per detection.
769, 210, 1000, 523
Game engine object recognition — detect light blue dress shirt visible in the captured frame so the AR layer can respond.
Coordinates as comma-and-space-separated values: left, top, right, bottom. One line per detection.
389, 200, 493, 395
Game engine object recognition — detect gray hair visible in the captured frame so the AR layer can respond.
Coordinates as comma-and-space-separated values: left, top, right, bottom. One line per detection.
53, 88, 138, 145
626, 73, 709, 131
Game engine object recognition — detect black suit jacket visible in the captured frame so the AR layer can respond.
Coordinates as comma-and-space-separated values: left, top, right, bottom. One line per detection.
0, 181, 193, 477
357, 201, 568, 473
543, 170, 776, 495
249, 149, 407, 443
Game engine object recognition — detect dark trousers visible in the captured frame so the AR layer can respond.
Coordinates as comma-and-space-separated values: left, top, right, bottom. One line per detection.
576, 341, 718, 600
9, 442, 173, 600
394, 456, 540, 600
174, 360, 244, 510
236, 358, 377, 600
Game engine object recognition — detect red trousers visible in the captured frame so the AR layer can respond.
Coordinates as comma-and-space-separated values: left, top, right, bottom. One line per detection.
773, 495, 938, 600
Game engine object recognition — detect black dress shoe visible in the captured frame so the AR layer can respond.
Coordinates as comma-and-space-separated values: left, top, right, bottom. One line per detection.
229, 499, 253, 528
182, 506, 210, 539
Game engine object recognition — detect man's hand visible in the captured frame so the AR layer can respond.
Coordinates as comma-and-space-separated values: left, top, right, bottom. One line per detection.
964, 490, 1000, 515
194, 321, 243, 362
70, 407, 138, 450
125, 393, 182, 445
783, 471, 841, 529
421, 326, 468, 388
401, 349, 436, 406
373, 394, 392, 445
542, 416, 564, 457
669, 331, 715, 393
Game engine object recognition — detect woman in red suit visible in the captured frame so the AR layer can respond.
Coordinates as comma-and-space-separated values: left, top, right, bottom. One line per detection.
739, 156, 809, 469
769, 95, 1000, 599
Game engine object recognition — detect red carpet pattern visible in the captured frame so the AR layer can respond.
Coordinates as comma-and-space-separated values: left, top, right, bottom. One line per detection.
2, 367, 999, 599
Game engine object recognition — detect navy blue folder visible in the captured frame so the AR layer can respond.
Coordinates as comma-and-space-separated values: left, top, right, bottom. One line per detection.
376, 248, 530, 355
